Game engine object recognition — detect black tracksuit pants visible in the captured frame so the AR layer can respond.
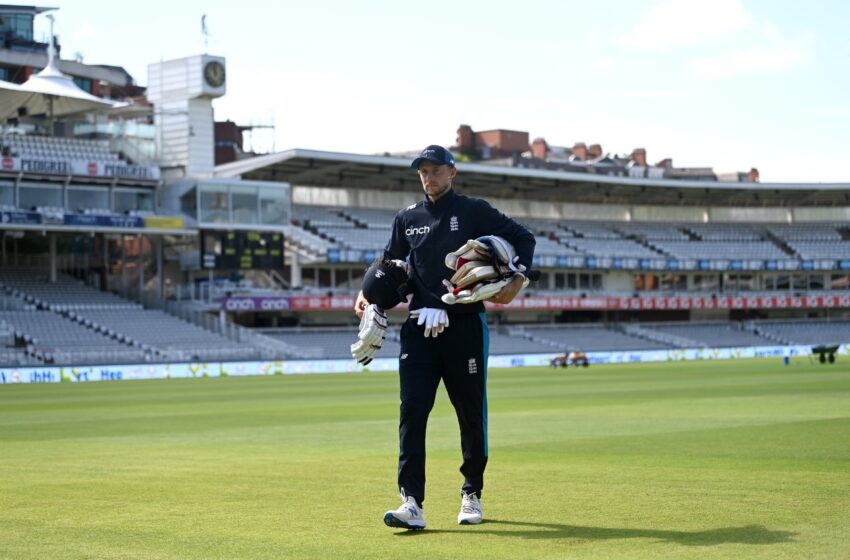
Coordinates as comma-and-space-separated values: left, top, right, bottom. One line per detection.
396, 312, 490, 506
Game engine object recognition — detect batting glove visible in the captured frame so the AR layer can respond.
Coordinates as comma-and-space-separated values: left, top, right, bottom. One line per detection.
350, 304, 387, 365
410, 307, 449, 338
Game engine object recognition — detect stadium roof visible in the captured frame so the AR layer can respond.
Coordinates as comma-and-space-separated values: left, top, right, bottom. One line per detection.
214, 148, 850, 208
0, 5, 56, 14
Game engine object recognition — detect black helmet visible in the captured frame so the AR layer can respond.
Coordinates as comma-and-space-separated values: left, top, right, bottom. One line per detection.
361, 258, 411, 310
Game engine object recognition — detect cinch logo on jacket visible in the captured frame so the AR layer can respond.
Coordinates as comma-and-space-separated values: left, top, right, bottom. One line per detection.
405, 225, 430, 236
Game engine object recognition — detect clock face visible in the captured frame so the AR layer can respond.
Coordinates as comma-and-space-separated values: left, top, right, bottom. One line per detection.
203, 61, 226, 88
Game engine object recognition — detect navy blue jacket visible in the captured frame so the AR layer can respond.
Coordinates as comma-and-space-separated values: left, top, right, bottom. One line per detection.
383, 189, 536, 314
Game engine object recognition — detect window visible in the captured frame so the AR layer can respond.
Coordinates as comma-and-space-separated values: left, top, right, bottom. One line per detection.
0, 182, 13, 206
591, 274, 602, 290
661, 273, 687, 291
259, 185, 289, 225
739, 275, 757, 291
4, 14, 34, 40
693, 274, 718, 292
554, 273, 565, 290
72, 77, 93, 93
19, 183, 61, 209
724, 273, 757, 292
199, 183, 229, 223
115, 189, 154, 213
180, 187, 197, 218
68, 186, 109, 212
830, 274, 849, 290
230, 183, 258, 224
634, 273, 659, 291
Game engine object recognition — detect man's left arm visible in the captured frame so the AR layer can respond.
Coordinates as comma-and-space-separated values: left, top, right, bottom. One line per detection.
475, 200, 536, 305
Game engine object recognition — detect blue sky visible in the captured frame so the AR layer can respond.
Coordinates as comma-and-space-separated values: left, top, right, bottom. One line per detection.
37, 0, 850, 183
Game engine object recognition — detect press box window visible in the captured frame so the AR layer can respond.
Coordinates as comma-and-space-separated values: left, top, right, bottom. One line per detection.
115, 189, 154, 214
68, 186, 109, 212
0, 182, 13, 207
19, 183, 62, 210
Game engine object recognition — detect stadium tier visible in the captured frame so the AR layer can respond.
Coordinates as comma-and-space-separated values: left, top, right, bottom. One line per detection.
0, 270, 138, 310
685, 224, 763, 241
752, 320, 850, 346
0, 309, 146, 364
340, 207, 397, 228
2, 135, 122, 163
563, 222, 622, 240
292, 205, 399, 253
285, 224, 337, 257
285, 209, 850, 269
292, 204, 354, 228
531, 236, 581, 257
639, 322, 774, 348
647, 240, 788, 260
613, 223, 691, 241
0, 270, 263, 364
767, 224, 844, 242
264, 328, 401, 359
520, 325, 673, 352
489, 331, 560, 354
68, 308, 257, 362
784, 241, 850, 260
562, 238, 662, 259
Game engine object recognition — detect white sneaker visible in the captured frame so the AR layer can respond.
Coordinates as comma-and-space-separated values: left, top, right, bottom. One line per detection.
457, 492, 483, 525
384, 493, 426, 530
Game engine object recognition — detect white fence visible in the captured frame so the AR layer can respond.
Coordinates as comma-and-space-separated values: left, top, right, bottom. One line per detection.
1, 343, 845, 384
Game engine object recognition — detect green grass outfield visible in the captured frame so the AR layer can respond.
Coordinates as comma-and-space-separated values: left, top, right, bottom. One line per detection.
1, 358, 849, 560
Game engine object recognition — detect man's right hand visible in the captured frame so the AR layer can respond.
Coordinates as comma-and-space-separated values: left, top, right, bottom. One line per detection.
350, 304, 387, 365
354, 290, 369, 318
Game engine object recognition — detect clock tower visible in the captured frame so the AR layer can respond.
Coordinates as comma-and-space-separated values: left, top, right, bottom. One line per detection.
147, 54, 227, 178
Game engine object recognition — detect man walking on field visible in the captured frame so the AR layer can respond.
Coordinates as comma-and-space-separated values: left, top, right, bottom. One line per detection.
354, 145, 535, 529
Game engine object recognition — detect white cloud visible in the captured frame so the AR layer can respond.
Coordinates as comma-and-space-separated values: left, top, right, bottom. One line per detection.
589, 56, 616, 75
594, 88, 683, 99
802, 106, 850, 118
690, 43, 807, 79
622, 0, 751, 49
622, 0, 810, 80
73, 23, 98, 41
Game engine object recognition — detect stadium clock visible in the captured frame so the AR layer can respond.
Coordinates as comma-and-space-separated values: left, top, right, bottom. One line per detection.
203, 61, 226, 88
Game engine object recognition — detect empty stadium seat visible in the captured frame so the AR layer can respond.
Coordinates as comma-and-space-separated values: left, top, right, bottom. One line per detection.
0, 270, 261, 364
640, 323, 774, 348
70, 308, 259, 362
521, 324, 672, 352
1, 135, 122, 163
752, 320, 850, 346
0, 309, 146, 364
264, 328, 401, 359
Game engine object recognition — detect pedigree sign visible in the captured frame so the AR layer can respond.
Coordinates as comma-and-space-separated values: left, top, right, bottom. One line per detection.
0, 156, 160, 180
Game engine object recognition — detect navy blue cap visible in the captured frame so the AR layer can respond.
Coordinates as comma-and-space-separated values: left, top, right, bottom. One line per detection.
411, 145, 455, 169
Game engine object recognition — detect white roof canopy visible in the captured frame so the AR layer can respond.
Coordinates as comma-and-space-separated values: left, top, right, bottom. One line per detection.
0, 18, 114, 124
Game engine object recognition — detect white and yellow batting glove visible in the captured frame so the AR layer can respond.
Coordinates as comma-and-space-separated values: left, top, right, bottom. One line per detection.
350, 304, 388, 365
